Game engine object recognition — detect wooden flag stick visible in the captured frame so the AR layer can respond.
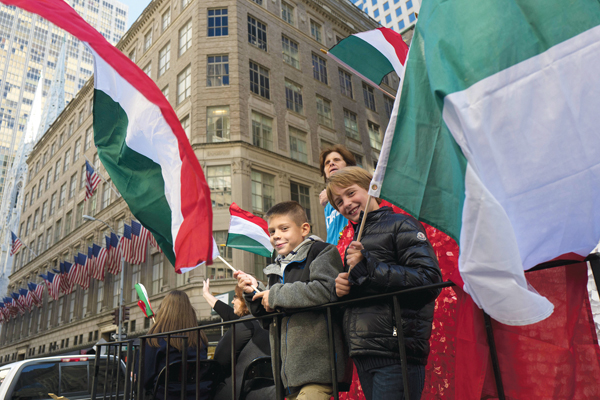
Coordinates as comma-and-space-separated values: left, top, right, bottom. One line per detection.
349, 195, 373, 272
218, 255, 260, 292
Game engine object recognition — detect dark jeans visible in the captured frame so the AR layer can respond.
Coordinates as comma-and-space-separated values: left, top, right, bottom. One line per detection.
355, 362, 425, 400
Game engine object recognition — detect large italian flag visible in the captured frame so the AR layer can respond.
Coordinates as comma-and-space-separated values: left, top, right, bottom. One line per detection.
5, 0, 214, 272
369, 0, 600, 325
227, 203, 273, 258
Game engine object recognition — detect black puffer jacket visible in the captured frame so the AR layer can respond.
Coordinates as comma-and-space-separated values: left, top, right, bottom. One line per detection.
341, 207, 442, 365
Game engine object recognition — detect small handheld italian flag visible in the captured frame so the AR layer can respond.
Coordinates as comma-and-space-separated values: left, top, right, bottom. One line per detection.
226, 203, 273, 258
135, 283, 154, 321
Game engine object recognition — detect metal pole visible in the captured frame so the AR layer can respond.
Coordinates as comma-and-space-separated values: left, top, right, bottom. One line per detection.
483, 311, 506, 400
118, 256, 124, 341
326, 307, 339, 400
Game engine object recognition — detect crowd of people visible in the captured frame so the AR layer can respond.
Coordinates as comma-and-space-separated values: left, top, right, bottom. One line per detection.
141, 144, 442, 400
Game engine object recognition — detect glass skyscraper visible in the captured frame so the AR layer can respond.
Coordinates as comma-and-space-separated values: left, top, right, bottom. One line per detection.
0, 0, 128, 197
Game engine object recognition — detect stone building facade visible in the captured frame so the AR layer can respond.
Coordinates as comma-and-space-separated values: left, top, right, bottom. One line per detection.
0, 0, 401, 362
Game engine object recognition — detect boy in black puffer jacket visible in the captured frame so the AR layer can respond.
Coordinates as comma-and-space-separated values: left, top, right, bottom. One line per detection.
326, 167, 442, 400
234, 201, 348, 400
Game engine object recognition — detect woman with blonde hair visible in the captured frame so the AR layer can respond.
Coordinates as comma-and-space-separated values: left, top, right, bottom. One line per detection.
143, 290, 209, 400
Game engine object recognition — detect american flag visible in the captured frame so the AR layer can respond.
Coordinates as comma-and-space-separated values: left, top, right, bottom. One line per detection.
147, 231, 163, 253
27, 282, 44, 307
0, 303, 6, 323
41, 272, 61, 301
19, 288, 32, 312
58, 262, 74, 294
92, 243, 107, 281
10, 231, 22, 256
11, 292, 25, 315
118, 223, 133, 264
85, 160, 101, 201
3, 297, 18, 317
130, 220, 149, 264
107, 233, 121, 275
85, 246, 95, 280
73, 253, 90, 290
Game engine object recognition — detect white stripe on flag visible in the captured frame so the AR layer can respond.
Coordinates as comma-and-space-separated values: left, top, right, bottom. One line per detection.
229, 216, 273, 251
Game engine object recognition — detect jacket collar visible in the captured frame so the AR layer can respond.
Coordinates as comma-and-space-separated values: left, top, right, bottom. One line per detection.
263, 235, 323, 277
352, 206, 392, 234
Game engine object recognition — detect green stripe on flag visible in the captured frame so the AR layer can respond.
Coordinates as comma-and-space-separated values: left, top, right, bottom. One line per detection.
227, 233, 273, 258
329, 35, 394, 84
93, 89, 176, 265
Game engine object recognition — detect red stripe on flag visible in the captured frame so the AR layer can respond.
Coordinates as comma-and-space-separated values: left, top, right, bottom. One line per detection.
377, 27, 409, 66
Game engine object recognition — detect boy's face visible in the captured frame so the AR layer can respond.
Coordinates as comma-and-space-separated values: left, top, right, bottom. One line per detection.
330, 184, 374, 222
268, 215, 311, 256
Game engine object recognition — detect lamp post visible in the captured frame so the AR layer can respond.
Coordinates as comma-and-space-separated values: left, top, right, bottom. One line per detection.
83, 215, 125, 341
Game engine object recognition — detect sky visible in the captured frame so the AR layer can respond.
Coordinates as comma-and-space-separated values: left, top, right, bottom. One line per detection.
120, 0, 152, 29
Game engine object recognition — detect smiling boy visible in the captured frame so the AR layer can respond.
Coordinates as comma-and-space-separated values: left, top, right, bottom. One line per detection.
235, 201, 348, 399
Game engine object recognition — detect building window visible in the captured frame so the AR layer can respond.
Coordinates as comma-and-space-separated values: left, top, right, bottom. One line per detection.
161, 8, 171, 31
112, 277, 120, 308
96, 281, 103, 314
59, 183, 66, 208
312, 53, 328, 84
339, 69, 353, 98
50, 193, 57, 216
290, 182, 311, 222
208, 8, 228, 37
289, 127, 308, 163
75, 201, 84, 228
251, 170, 275, 213
54, 219, 62, 243
251, 111, 273, 151
158, 43, 171, 76
144, 29, 152, 52
46, 170, 52, 189
207, 166, 232, 207
409, 12, 416, 22
33, 209, 39, 230
102, 182, 111, 208
80, 164, 86, 189
69, 173, 77, 198
162, 85, 169, 100
82, 291, 88, 317
41, 201, 48, 223
249, 61, 270, 99
398, 20, 405, 30
88, 191, 98, 217
129, 49, 136, 62
368, 121, 382, 150
316, 96, 333, 128
344, 109, 360, 141
353, 153, 364, 168
54, 159, 61, 181
31, 185, 37, 203
65, 211, 72, 236
215, 231, 232, 260
182, 0, 191, 9
281, 1, 294, 25
179, 20, 193, 56
63, 149, 71, 172
180, 115, 190, 139
363, 83, 376, 111
177, 65, 192, 104
207, 55, 229, 86
282, 36, 299, 69
143, 62, 152, 77
57, 297, 64, 325
247, 15, 267, 51
152, 254, 164, 295
310, 20, 322, 43
207, 106, 230, 142
85, 127, 93, 150
384, 95, 394, 118
285, 80, 303, 114
131, 265, 140, 301
74, 138, 81, 161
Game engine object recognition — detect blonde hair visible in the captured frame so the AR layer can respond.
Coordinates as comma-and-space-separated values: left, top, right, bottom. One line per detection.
326, 167, 380, 212
148, 290, 208, 351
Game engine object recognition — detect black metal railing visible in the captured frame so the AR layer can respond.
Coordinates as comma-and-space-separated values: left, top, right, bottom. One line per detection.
90, 254, 600, 400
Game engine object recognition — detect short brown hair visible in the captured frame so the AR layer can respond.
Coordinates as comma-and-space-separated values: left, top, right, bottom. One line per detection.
319, 145, 357, 181
265, 201, 308, 226
148, 290, 208, 351
234, 285, 250, 317
326, 167, 373, 212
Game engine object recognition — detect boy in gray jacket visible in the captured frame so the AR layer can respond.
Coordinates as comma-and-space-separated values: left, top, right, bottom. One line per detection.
235, 201, 348, 400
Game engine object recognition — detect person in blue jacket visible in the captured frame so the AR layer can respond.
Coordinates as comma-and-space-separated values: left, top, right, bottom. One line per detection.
318, 145, 357, 245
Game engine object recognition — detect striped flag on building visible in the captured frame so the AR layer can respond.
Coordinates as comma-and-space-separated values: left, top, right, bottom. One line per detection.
130, 220, 149, 264
56, 263, 73, 295
10, 231, 22, 256
40, 272, 61, 301
74, 253, 90, 290
107, 233, 121, 275
85, 160, 101, 201
27, 282, 44, 307
118, 224, 133, 264
11, 292, 24, 314
92, 243, 107, 281
19, 288, 32, 312
0, 303, 7, 322
3, 297, 18, 317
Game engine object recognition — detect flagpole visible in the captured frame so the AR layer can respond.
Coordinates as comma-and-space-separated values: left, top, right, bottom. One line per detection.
321, 49, 396, 100
22, 243, 37, 259
217, 255, 260, 292
84, 155, 121, 199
